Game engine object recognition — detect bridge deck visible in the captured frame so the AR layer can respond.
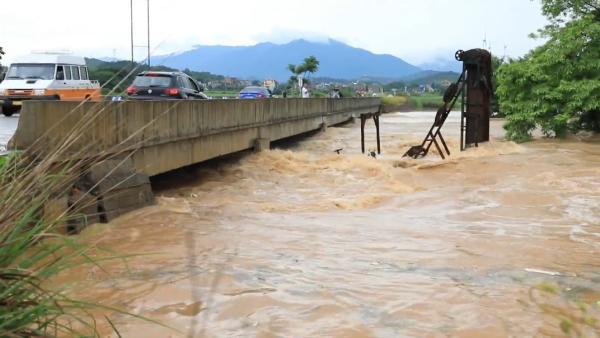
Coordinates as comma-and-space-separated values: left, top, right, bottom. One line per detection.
12, 98, 381, 176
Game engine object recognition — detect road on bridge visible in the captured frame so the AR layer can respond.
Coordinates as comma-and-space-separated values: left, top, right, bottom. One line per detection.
0, 114, 18, 153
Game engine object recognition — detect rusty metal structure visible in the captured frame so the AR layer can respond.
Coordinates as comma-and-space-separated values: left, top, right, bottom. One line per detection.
360, 110, 382, 155
403, 48, 492, 159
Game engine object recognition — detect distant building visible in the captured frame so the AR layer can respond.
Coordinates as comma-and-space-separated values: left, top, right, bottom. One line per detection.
315, 82, 330, 91
205, 76, 250, 90
223, 77, 237, 86
440, 79, 453, 88
368, 84, 383, 94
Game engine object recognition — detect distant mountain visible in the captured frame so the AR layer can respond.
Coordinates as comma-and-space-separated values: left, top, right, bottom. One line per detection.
418, 56, 463, 73
151, 39, 422, 81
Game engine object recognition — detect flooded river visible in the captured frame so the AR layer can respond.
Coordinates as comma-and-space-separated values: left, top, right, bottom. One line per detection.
58, 112, 599, 337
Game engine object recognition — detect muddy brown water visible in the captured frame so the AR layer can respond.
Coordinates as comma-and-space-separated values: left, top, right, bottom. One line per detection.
59, 112, 599, 337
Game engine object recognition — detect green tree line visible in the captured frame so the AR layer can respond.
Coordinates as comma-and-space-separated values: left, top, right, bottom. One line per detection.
496, 0, 600, 142
86, 58, 228, 94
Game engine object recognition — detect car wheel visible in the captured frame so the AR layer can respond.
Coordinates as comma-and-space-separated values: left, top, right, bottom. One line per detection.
1, 107, 17, 117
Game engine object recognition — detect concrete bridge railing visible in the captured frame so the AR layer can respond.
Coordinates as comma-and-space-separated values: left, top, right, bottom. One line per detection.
11, 98, 381, 226
13, 98, 380, 176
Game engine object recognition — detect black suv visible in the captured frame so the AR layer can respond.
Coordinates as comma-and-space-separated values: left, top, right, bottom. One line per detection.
126, 71, 208, 100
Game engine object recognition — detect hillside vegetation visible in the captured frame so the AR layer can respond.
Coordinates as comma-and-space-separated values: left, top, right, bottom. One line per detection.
86, 58, 227, 95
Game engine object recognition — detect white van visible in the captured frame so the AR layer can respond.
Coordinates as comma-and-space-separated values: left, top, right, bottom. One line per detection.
0, 53, 101, 116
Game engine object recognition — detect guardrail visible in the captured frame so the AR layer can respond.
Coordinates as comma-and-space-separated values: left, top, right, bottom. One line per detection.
12, 98, 381, 176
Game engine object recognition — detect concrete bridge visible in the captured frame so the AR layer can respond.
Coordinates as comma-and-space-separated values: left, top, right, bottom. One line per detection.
10, 98, 381, 226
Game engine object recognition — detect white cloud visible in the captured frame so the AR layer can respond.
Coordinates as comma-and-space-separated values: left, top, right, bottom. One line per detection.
0, 0, 548, 65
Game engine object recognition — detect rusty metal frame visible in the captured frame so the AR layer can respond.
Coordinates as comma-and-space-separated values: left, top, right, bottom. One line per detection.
404, 48, 492, 159
360, 110, 381, 155
458, 49, 492, 150
403, 71, 466, 160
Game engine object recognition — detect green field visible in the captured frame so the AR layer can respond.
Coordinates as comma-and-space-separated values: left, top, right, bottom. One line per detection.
408, 94, 443, 110
205, 90, 239, 98
381, 94, 443, 111
381, 96, 408, 106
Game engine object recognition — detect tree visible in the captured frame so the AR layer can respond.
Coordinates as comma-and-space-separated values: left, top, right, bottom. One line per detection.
490, 55, 505, 115
539, 0, 599, 21
287, 56, 320, 94
288, 55, 319, 79
496, 0, 600, 141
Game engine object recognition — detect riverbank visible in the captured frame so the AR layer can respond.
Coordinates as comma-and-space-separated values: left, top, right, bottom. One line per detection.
382, 94, 443, 112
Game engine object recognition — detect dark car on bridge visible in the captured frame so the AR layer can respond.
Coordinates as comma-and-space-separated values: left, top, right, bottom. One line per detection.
239, 86, 272, 99
126, 71, 208, 100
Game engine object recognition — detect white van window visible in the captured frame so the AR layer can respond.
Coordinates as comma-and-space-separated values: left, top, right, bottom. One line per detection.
56, 66, 65, 80
71, 66, 80, 80
80, 66, 89, 80
6, 64, 55, 80
64, 65, 72, 80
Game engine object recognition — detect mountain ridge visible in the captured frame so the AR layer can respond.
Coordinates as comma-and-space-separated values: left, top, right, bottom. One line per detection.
151, 39, 423, 81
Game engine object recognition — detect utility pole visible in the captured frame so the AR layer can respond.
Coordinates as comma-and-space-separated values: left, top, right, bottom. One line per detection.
147, 0, 150, 67
130, 0, 134, 64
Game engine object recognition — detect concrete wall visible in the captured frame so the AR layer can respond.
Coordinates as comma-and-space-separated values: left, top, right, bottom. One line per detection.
12, 98, 380, 176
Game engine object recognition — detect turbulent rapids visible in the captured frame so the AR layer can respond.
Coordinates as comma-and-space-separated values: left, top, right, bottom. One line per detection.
58, 112, 600, 337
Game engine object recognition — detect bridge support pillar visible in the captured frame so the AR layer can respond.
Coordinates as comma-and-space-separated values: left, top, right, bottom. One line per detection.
41, 157, 154, 233
320, 122, 328, 132
44, 158, 155, 233
254, 138, 271, 152
86, 158, 154, 222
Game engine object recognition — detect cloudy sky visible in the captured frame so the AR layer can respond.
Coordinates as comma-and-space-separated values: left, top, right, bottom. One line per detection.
1, 0, 548, 65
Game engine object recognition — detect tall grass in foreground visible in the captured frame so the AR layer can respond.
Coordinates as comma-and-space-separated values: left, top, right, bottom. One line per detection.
0, 60, 166, 336
0, 149, 109, 336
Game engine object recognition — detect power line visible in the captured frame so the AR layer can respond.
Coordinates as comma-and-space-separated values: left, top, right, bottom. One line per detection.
147, 0, 150, 67
130, 0, 134, 64
129, 0, 151, 67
